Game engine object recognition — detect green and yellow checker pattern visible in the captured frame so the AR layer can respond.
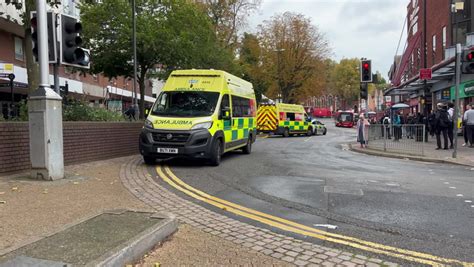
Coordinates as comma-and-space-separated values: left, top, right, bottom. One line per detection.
279, 120, 310, 132
223, 118, 255, 143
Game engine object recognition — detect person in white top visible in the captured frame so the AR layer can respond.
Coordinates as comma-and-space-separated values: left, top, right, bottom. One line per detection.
463, 103, 474, 147
447, 102, 454, 149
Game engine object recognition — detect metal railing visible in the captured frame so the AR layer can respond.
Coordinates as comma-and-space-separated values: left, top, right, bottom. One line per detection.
367, 124, 426, 156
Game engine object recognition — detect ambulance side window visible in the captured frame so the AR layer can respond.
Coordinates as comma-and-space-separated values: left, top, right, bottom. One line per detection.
220, 94, 230, 117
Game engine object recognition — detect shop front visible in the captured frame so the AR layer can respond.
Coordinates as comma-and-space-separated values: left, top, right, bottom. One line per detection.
450, 80, 474, 113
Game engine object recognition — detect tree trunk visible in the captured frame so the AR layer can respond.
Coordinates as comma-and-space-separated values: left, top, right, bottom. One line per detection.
25, 0, 39, 95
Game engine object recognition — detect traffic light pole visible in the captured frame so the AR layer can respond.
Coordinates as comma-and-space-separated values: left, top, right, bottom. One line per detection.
28, 0, 64, 180
452, 43, 461, 159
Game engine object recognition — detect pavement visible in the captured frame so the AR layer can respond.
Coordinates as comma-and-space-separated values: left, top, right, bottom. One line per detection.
351, 135, 474, 167
0, 157, 289, 266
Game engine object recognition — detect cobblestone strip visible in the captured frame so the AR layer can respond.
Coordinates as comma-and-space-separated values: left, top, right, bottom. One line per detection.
120, 157, 398, 266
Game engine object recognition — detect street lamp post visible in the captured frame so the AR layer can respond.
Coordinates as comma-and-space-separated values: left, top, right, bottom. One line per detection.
132, 0, 139, 117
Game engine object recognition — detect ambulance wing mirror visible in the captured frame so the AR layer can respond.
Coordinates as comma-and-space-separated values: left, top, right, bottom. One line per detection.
145, 109, 149, 115
221, 107, 231, 120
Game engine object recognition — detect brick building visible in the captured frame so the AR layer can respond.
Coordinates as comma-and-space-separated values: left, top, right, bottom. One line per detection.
0, 1, 157, 119
387, 0, 474, 115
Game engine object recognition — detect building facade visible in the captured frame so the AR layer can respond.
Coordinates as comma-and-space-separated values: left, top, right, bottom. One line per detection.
387, 0, 474, 116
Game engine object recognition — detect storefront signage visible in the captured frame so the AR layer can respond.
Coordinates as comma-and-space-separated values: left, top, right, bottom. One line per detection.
419, 68, 432, 80
464, 82, 474, 96
0, 63, 13, 73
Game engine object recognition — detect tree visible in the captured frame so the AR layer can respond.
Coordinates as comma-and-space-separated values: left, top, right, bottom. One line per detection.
80, 0, 235, 118
201, 0, 261, 50
329, 58, 360, 105
257, 12, 330, 104
239, 33, 268, 103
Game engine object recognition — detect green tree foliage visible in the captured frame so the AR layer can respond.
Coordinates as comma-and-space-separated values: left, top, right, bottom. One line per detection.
79, 0, 236, 118
239, 33, 268, 103
329, 58, 360, 104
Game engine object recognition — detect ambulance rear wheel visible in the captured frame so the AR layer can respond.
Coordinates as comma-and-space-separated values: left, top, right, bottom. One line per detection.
242, 136, 252, 154
209, 139, 222, 166
283, 128, 290, 137
143, 156, 156, 165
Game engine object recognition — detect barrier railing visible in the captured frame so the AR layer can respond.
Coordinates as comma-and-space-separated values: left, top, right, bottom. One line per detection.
367, 124, 426, 156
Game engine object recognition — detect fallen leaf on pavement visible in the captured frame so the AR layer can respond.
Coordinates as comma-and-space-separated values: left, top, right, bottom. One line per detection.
0, 192, 5, 195
0, 201, 6, 204
11, 187, 18, 191
154, 263, 160, 267
73, 182, 79, 185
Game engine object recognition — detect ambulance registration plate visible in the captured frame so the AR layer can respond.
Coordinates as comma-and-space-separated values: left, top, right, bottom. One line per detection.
157, 148, 178, 154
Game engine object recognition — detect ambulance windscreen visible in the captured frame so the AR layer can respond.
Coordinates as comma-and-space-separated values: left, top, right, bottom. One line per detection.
151, 91, 220, 117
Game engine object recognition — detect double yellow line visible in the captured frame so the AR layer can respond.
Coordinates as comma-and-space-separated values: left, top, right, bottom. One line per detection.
156, 165, 473, 267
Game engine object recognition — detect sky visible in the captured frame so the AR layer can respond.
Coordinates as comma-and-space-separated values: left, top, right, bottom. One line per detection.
246, 0, 409, 80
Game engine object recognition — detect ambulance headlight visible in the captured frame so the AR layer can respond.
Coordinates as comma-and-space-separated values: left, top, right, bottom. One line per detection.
144, 119, 154, 129
191, 122, 212, 130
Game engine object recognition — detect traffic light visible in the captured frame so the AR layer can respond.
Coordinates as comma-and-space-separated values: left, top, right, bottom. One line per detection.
60, 14, 90, 68
461, 49, 474, 74
30, 11, 57, 63
360, 59, 372, 82
360, 83, 368, 99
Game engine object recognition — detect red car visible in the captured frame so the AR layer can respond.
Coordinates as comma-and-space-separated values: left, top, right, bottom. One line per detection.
335, 111, 354, 128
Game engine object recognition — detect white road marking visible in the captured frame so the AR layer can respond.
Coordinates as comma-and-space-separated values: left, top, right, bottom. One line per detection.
444, 182, 450, 184
449, 187, 457, 189
386, 183, 400, 187
313, 224, 338, 230
465, 200, 472, 203
456, 194, 464, 197
304, 137, 312, 142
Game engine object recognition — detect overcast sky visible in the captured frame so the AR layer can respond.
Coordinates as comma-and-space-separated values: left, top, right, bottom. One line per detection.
246, 0, 409, 80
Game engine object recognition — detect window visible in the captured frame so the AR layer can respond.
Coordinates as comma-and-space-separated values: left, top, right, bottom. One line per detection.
442, 26, 447, 48
432, 34, 436, 52
220, 94, 230, 117
412, 22, 418, 35
14, 37, 24, 61
231, 95, 253, 117
151, 91, 220, 117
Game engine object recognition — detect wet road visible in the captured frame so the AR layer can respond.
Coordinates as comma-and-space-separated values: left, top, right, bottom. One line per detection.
162, 119, 474, 262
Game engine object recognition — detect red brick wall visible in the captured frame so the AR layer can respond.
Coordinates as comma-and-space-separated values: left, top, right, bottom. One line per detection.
0, 123, 30, 174
0, 122, 143, 174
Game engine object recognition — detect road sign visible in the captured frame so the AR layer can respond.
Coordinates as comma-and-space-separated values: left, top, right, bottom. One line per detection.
0, 63, 14, 73
419, 68, 432, 80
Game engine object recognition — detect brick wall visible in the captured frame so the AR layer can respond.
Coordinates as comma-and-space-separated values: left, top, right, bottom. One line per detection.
0, 122, 143, 174
0, 123, 30, 174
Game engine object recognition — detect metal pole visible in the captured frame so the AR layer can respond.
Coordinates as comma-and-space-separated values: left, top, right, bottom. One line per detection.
36, 0, 49, 88
53, 64, 60, 94
452, 43, 461, 158
132, 0, 138, 110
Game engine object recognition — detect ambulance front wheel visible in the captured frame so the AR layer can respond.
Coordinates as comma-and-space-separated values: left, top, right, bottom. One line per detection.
143, 156, 156, 165
283, 128, 290, 137
306, 127, 313, 136
242, 135, 252, 154
209, 139, 223, 166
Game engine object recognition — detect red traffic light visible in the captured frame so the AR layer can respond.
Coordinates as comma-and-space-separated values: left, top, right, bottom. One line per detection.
363, 63, 369, 69
467, 52, 474, 61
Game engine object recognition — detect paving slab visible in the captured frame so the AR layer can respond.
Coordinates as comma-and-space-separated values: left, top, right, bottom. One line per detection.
0, 210, 177, 267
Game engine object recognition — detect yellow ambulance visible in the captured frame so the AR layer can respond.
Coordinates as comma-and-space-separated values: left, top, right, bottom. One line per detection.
257, 103, 312, 137
139, 69, 257, 166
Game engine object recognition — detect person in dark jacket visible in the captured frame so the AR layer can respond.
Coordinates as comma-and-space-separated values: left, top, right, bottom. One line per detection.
434, 103, 449, 150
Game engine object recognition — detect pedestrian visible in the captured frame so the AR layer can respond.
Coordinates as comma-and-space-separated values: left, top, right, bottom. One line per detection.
407, 113, 415, 139
447, 102, 454, 149
124, 105, 136, 121
428, 110, 436, 137
434, 103, 449, 150
393, 111, 402, 141
462, 104, 472, 146
357, 114, 370, 148
382, 115, 391, 139
463, 103, 474, 147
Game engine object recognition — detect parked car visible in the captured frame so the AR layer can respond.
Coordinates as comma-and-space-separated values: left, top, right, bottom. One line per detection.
311, 119, 327, 135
